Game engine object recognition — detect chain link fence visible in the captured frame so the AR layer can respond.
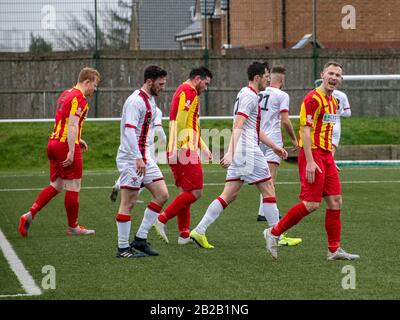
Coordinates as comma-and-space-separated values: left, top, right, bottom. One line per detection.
0, 0, 201, 52
2, 1, 399, 53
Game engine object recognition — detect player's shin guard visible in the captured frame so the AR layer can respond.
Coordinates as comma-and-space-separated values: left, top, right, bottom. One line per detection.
262, 197, 280, 228
136, 202, 162, 239
195, 197, 227, 234
116, 213, 132, 249
158, 191, 197, 224
325, 209, 341, 253
30, 185, 59, 219
65, 190, 79, 228
177, 206, 190, 238
271, 202, 310, 237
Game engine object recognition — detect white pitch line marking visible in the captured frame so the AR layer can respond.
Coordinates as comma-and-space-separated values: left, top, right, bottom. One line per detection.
0, 229, 42, 297
1, 180, 400, 192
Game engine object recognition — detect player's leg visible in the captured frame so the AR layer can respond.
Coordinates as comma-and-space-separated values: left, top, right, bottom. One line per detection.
256, 179, 279, 228
132, 173, 168, 255
323, 153, 359, 260
19, 140, 63, 237
115, 187, 146, 258
110, 176, 121, 202
190, 180, 243, 249
64, 178, 94, 235
264, 149, 323, 258
257, 162, 279, 221
155, 161, 203, 239
18, 178, 62, 237
114, 164, 146, 258
62, 145, 94, 236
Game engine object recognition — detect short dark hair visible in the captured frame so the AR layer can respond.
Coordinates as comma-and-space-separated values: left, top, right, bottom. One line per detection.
144, 65, 167, 82
323, 61, 343, 71
247, 61, 267, 81
189, 66, 213, 80
271, 65, 286, 74
262, 61, 271, 73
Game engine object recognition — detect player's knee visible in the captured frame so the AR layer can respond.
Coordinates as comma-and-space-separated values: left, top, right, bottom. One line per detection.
50, 181, 63, 193
326, 196, 342, 209
156, 191, 169, 205
304, 201, 320, 212
222, 191, 238, 204
64, 179, 81, 192
191, 189, 203, 199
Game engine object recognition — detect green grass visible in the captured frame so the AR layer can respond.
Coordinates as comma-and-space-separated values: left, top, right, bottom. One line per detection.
1, 164, 400, 300
0, 117, 399, 171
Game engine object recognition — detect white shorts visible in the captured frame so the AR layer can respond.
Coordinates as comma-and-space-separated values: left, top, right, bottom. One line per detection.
226, 149, 271, 185
260, 145, 281, 165
116, 157, 164, 190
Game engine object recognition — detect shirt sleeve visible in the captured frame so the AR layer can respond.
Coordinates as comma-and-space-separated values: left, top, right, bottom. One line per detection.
236, 93, 257, 118
340, 94, 351, 117
125, 96, 144, 129
279, 92, 290, 113
154, 107, 163, 127
70, 95, 87, 117
300, 96, 319, 127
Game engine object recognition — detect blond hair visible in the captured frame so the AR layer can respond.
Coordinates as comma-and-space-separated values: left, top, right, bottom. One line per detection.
78, 67, 101, 83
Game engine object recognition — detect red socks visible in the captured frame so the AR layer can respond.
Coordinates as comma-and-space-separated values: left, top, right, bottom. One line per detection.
158, 191, 197, 224
65, 191, 79, 228
325, 209, 341, 253
177, 207, 190, 238
271, 202, 310, 236
30, 185, 59, 219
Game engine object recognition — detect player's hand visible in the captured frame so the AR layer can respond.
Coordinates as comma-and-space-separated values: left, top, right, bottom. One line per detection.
306, 161, 322, 184
291, 140, 300, 153
273, 146, 288, 160
220, 153, 232, 169
203, 149, 213, 162
136, 159, 146, 177
79, 139, 88, 152
62, 151, 74, 167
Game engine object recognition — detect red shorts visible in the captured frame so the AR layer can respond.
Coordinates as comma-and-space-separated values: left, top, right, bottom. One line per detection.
169, 153, 203, 191
47, 139, 82, 181
298, 148, 341, 202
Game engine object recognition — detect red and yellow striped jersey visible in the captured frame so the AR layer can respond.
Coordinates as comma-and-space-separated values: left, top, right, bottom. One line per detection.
167, 82, 206, 154
298, 88, 338, 151
49, 87, 89, 144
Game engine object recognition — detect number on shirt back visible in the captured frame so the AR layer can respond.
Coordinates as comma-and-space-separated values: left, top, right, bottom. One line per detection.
259, 93, 270, 111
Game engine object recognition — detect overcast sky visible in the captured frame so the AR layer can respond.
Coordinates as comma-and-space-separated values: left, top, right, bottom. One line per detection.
0, 0, 120, 51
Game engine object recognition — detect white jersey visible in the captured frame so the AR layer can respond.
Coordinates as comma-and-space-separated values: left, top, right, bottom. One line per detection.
258, 86, 290, 148
117, 89, 157, 163
148, 107, 163, 148
232, 86, 261, 156
332, 90, 351, 146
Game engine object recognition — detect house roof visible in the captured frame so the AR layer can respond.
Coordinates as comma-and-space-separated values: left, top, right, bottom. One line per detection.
175, 20, 202, 40
138, 0, 195, 49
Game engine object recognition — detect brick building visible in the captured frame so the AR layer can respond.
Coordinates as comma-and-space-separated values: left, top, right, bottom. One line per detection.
205, 0, 400, 49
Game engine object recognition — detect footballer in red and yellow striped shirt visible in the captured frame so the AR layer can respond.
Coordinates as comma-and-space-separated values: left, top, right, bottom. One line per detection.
298, 86, 338, 152
269, 61, 360, 260
18, 67, 100, 238
155, 67, 212, 242
50, 86, 89, 144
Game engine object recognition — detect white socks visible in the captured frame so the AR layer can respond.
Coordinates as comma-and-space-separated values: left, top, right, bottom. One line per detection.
260, 195, 280, 228
116, 220, 131, 249
196, 199, 224, 234
136, 207, 159, 239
